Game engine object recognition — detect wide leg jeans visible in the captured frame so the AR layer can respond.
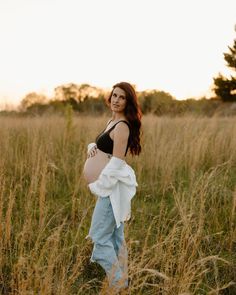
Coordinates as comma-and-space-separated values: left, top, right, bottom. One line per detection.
88, 196, 128, 289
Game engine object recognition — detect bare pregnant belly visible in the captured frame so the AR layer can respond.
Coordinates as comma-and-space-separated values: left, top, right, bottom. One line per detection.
83, 149, 111, 184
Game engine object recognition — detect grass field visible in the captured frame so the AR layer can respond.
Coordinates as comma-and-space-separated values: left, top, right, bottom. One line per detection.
0, 114, 235, 294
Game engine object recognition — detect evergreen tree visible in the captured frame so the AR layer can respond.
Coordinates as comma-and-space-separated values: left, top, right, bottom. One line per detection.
213, 27, 236, 102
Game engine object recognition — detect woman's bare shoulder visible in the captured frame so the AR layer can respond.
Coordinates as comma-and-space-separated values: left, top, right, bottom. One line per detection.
114, 121, 130, 137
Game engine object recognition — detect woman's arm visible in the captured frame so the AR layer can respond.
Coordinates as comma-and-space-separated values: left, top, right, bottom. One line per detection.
112, 122, 130, 160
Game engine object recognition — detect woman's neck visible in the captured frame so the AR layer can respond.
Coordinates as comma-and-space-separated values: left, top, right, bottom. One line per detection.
112, 112, 126, 122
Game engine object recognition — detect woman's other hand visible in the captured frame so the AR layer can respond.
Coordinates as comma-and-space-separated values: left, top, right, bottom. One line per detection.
87, 145, 98, 158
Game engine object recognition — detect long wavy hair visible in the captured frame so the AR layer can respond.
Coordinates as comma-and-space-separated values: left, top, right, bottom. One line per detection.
108, 82, 142, 156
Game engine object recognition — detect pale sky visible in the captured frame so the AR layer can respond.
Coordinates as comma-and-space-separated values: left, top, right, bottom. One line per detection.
0, 0, 235, 110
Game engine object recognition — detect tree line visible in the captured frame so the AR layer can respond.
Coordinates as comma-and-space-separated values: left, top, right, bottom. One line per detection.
1, 26, 235, 117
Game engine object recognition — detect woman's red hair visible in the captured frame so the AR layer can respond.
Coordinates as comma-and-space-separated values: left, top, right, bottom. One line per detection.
108, 82, 142, 156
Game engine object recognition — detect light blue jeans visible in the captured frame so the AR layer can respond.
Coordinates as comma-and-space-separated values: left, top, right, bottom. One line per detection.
88, 196, 128, 290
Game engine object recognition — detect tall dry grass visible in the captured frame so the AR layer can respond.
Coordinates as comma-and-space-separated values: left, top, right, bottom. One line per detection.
0, 114, 235, 294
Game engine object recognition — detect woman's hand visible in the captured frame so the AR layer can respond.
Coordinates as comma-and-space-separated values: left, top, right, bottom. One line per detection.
87, 145, 98, 158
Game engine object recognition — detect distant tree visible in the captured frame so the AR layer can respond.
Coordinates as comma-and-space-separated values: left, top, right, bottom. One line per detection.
213, 26, 236, 102
139, 90, 174, 114
54, 83, 103, 103
20, 92, 48, 111
54, 83, 80, 102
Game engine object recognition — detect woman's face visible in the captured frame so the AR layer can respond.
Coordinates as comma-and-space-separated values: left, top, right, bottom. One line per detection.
110, 87, 127, 114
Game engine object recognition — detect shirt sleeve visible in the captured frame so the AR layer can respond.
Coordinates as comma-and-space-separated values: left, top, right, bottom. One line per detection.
87, 142, 97, 153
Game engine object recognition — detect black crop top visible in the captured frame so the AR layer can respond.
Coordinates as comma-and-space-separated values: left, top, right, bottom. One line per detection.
95, 120, 131, 156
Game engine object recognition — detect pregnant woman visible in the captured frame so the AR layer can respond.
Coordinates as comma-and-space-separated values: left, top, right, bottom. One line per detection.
83, 82, 142, 292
